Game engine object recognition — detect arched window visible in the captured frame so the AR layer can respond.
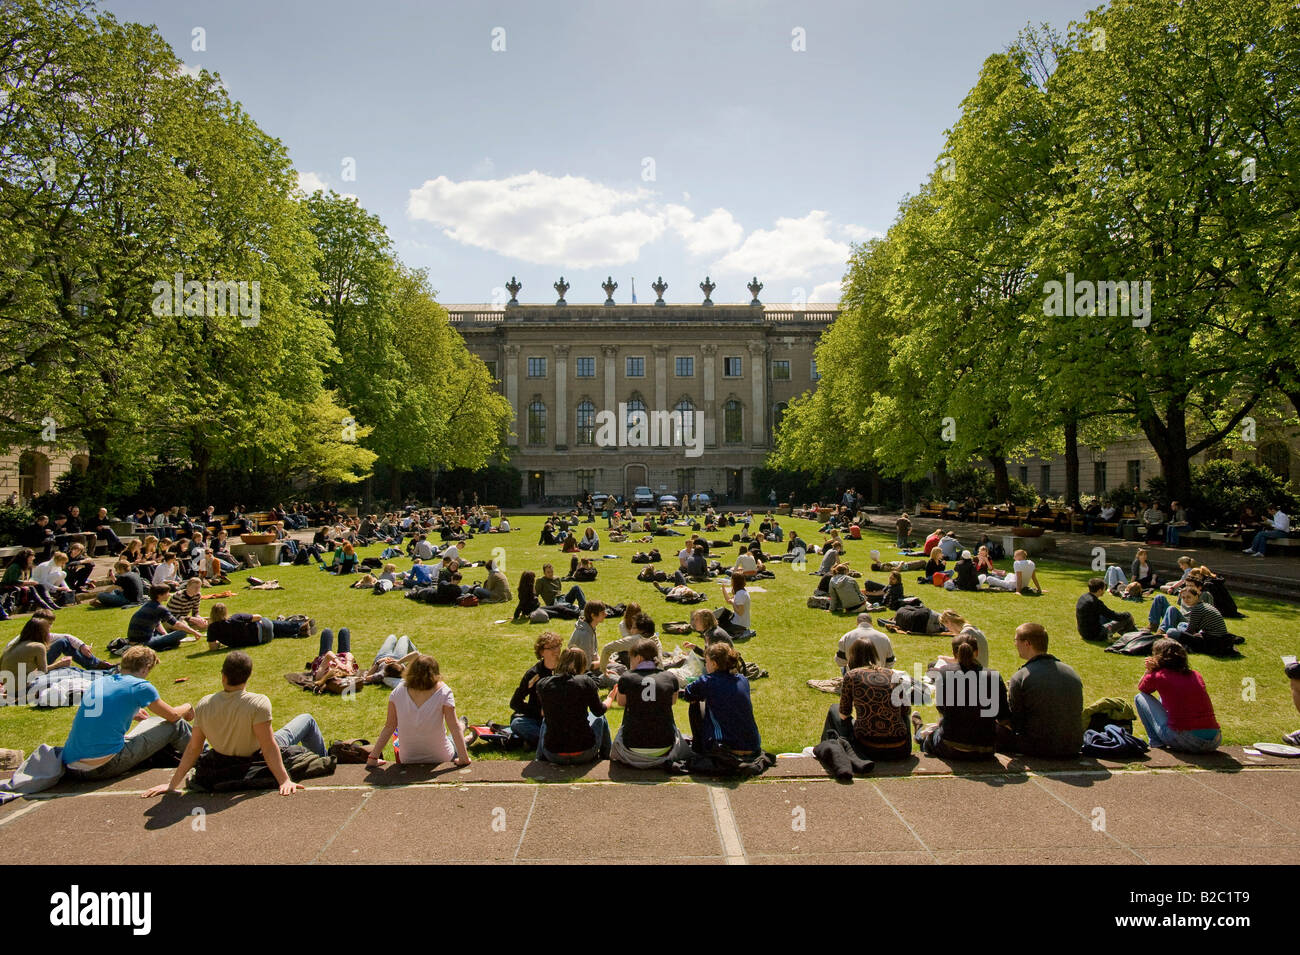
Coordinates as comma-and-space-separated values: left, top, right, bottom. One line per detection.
18, 450, 50, 500
723, 400, 743, 445
70, 453, 90, 474
674, 397, 696, 443
576, 400, 596, 445
527, 400, 547, 446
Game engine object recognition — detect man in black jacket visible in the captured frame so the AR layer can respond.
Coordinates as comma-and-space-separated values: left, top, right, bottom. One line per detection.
509, 632, 561, 747
1076, 578, 1136, 641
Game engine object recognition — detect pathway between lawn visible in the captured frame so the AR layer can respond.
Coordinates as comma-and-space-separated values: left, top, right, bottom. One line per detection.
4, 748, 1298, 865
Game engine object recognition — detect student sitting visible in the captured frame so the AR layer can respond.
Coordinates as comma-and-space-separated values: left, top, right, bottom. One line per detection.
982, 549, 1041, 594
536, 647, 612, 764
598, 610, 662, 676
2, 549, 58, 610
715, 572, 752, 638
835, 613, 895, 671
90, 560, 146, 609
950, 551, 980, 591
1076, 578, 1136, 641
1151, 585, 1230, 651
167, 578, 209, 632
1000, 623, 1083, 757
827, 564, 867, 613
922, 550, 948, 582
537, 563, 586, 609
143, 651, 328, 798
366, 654, 472, 768
124, 586, 203, 652
823, 637, 912, 760
680, 642, 761, 757
205, 603, 312, 648
913, 630, 1009, 760
62, 646, 193, 782
577, 528, 600, 551
1134, 638, 1221, 752
33, 552, 77, 606
509, 632, 562, 747
1129, 549, 1158, 589
1, 610, 115, 694
607, 638, 691, 768
937, 610, 989, 666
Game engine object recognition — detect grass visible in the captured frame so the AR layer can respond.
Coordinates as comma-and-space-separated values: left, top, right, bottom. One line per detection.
2, 514, 1297, 758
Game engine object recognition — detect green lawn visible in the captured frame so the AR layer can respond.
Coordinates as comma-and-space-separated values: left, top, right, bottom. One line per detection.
2, 514, 1296, 758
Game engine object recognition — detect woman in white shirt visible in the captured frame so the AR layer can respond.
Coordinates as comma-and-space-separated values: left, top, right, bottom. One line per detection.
367, 655, 471, 767
152, 555, 181, 590
718, 572, 752, 637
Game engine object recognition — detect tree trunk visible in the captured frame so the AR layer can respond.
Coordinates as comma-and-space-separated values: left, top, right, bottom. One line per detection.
83, 427, 113, 500
192, 444, 211, 503
989, 454, 1011, 502
1063, 414, 1079, 507
1139, 403, 1193, 503
934, 459, 949, 498
390, 468, 402, 502
869, 467, 881, 505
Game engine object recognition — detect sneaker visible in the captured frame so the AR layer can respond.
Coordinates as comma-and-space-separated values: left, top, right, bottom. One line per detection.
1242, 549, 1255, 555
1284, 730, 1300, 747
1251, 552, 1265, 558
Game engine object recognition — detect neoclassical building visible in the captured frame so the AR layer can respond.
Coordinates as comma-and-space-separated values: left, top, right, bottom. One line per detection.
446, 280, 836, 503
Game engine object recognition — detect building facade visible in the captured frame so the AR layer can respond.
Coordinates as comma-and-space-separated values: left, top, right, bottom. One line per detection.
447, 295, 836, 504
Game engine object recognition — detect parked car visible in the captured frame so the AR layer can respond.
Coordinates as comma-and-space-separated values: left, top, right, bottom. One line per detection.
657, 494, 679, 508
591, 491, 612, 509
689, 493, 711, 507
632, 486, 655, 507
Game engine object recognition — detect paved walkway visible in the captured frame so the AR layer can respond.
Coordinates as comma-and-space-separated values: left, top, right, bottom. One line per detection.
4, 749, 1298, 864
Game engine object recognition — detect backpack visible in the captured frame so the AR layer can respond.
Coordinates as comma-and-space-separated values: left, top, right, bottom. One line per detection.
457, 594, 479, 607
327, 739, 372, 764
807, 594, 831, 610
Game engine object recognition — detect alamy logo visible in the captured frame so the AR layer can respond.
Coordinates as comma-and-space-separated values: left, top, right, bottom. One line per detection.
151, 273, 261, 327
49, 885, 151, 935
594, 403, 703, 458
1042, 273, 1151, 327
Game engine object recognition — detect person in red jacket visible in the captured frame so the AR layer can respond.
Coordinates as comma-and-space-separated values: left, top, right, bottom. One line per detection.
922, 528, 943, 555
1134, 638, 1220, 752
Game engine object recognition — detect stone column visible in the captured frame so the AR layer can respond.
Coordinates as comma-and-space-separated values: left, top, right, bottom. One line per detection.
748, 340, 766, 446
653, 344, 668, 413
504, 343, 520, 446
554, 344, 569, 448
602, 344, 617, 415
701, 343, 717, 448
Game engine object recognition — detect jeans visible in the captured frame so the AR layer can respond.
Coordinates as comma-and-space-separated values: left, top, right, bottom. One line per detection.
1105, 565, 1128, 591
1165, 524, 1184, 546
97, 526, 124, 554
1249, 528, 1285, 553
273, 713, 327, 756
67, 716, 192, 780
65, 562, 94, 590
373, 634, 415, 665
537, 715, 610, 763
318, 627, 351, 656
47, 636, 109, 670
1147, 595, 1184, 632
510, 715, 542, 747
608, 723, 685, 768
140, 630, 187, 652
560, 585, 586, 609
95, 590, 134, 608
1133, 693, 1221, 752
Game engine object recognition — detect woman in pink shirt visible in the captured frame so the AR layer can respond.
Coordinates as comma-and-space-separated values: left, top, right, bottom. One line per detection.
1134, 638, 1220, 752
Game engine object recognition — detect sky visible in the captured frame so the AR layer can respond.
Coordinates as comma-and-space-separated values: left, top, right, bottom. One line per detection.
103, 0, 1087, 305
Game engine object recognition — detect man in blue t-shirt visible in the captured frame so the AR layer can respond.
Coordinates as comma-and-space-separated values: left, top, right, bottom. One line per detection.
62, 645, 194, 780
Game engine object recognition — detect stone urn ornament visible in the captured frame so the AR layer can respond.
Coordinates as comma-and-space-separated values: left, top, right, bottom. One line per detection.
602, 276, 618, 305
747, 276, 763, 306
505, 276, 522, 306
554, 276, 569, 306
652, 276, 668, 306
700, 276, 716, 306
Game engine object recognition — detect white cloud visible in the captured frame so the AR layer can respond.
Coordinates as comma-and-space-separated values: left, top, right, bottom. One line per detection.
808, 280, 843, 304
841, 223, 882, 243
711, 210, 853, 281
297, 170, 328, 194
408, 171, 663, 268
663, 204, 744, 257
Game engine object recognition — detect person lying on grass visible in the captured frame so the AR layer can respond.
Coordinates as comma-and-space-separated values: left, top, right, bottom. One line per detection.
205, 603, 312, 648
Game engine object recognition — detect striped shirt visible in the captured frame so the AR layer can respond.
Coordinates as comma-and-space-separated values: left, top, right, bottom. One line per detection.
167, 591, 202, 618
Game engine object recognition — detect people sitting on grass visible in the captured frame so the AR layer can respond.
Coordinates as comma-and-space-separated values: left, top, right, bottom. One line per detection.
680, 641, 761, 758
1, 610, 116, 693
536, 647, 612, 764
537, 563, 586, 609
509, 632, 561, 748
716, 572, 751, 638
2, 549, 58, 611
1000, 623, 1083, 757
823, 637, 912, 760
122, 585, 203, 653
1159, 556, 1196, 595
816, 540, 843, 577
89, 560, 146, 609
835, 612, 895, 671
922, 528, 943, 555
166, 577, 209, 633
1243, 504, 1291, 558
1076, 577, 1137, 642
981, 549, 1041, 594
828, 563, 867, 613
205, 603, 312, 648
513, 570, 583, 622
32, 551, 77, 607
683, 608, 732, 655
1129, 548, 1158, 590
62, 646, 193, 782
913, 630, 1009, 760
151, 553, 182, 591
599, 610, 662, 676
923, 549, 948, 582
143, 650, 329, 798
607, 638, 691, 769
569, 601, 608, 671
1148, 584, 1231, 652
938, 610, 989, 667
1133, 638, 1220, 753
366, 654, 472, 769
324, 542, 359, 575
937, 530, 962, 561
578, 527, 600, 551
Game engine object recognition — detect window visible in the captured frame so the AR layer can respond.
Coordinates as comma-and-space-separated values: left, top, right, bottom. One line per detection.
1040, 465, 1052, 492
674, 397, 696, 442
527, 357, 547, 378
675, 468, 695, 496
576, 469, 596, 496
810, 359, 821, 381
1018, 466, 1029, 485
575, 400, 596, 445
527, 401, 547, 445
675, 356, 694, 377
625, 356, 645, 378
1093, 461, 1108, 493
626, 396, 646, 433
483, 360, 498, 380
1126, 459, 1142, 489
723, 356, 743, 377
724, 400, 743, 444
771, 360, 790, 380
576, 356, 595, 378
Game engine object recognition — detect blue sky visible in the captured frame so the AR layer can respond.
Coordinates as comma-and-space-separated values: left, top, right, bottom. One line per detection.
104, 0, 1086, 305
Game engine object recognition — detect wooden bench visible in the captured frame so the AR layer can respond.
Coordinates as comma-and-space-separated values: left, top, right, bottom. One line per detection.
0, 545, 21, 561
